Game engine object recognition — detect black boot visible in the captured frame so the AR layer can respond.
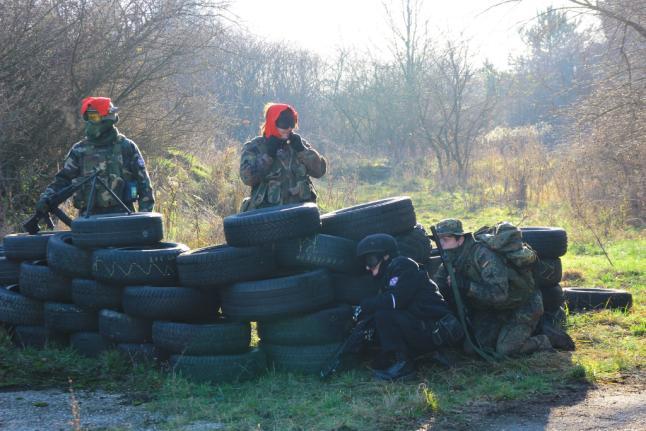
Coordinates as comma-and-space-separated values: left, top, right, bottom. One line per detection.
373, 353, 415, 381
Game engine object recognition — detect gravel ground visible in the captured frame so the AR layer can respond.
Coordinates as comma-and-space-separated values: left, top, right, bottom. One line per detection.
0, 388, 174, 431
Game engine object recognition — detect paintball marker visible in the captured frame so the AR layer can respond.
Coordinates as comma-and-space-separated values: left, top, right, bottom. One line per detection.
320, 308, 374, 380
23, 170, 131, 234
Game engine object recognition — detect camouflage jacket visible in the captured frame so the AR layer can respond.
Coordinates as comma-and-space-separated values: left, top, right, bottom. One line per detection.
434, 235, 536, 311
40, 129, 154, 212
239, 135, 326, 211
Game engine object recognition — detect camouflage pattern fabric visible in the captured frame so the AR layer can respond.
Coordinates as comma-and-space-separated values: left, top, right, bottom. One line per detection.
434, 234, 545, 356
239, 135, 326, 211
466, 290, 546, 356
435, 218, 470, 236
474, 221, 538, 269
40, 128, 154, 213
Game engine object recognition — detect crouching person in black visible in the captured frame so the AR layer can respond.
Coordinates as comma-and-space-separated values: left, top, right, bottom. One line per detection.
356, 234, 463, 381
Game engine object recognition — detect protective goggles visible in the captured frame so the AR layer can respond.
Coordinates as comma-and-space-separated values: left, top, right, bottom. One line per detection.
85, 111, 104, 123
364, 253, 384, 270
275, 118, 295, 129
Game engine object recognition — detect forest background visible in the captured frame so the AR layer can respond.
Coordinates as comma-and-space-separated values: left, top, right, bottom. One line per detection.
0, 0, 643, 247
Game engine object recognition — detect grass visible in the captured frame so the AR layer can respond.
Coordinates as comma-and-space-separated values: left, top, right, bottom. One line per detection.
0, 180, 643, 430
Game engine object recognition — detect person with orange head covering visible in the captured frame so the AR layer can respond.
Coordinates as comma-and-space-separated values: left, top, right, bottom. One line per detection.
239, 103, 327, 211
35, 96, 154, 216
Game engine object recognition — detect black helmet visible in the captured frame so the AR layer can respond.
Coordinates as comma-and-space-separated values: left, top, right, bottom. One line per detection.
356, 234, 399, 258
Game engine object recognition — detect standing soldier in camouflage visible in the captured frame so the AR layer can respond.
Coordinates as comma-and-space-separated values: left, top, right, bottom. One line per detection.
36, 97, 155, 215
432, 219, 552, 357
239, 103, 326, 212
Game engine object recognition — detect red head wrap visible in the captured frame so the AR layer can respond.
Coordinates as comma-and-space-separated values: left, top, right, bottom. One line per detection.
80, 97, 117, 116
262, 103, 298, 139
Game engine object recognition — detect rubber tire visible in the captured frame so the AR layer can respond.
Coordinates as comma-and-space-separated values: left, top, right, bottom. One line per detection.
47, 232, 92, 279
19, 261, 72, 302
117, 343, 165, 363
533, 258, 562, 289
44, 302, 98, 333
70, 332, 113, 358
258, 304, 353, 346
170, 348, 266, 384
331, 273, 379, 305
540, 284, 564, 312
2, 231, 64, 261
274, 234, 361, 274
72, 279, 122, 311
99, 309, 151, 343
177, 245, 275, 288
395, 224, 432, 264
13, 325, 68, 348
122, 286, 212, 322
92, 242, 189, 285
520, 227, 568, 258
0, 289, 44, 325
0, 257, 21, 285
320, 197, 416, 241
263, 342, 343, 375
221, 269, 334, 322
223, 203, 321, 247
71, 212, 163, 249
152, 320, 251, 355
563, 287, 632, 311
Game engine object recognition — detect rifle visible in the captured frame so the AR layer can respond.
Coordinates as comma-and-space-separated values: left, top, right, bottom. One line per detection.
320, 313, 374, 380
430, 225, 500, 363
23, 170, 132, 234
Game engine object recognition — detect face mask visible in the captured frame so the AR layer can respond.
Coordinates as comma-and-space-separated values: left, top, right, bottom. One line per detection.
85, 120, 114, 140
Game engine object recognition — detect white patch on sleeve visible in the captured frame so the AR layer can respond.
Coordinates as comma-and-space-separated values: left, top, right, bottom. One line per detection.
390, 293, 396, 309
137, 156, 145, 167
389, 277, 399, 287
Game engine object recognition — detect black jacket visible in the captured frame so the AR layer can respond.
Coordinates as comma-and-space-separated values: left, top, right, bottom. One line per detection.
360, 256, 451, 322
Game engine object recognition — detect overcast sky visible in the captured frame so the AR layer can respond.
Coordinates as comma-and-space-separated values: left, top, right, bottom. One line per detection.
229, 0, 593, 69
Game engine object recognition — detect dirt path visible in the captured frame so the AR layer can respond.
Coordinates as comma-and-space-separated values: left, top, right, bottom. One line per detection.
0, 382, 644, 430
429, 380, 646, 430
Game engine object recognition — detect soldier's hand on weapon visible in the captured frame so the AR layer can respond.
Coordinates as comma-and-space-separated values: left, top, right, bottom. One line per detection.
288, 133, 306, 152
35, 198, 50, 216
265, 136, 281, 158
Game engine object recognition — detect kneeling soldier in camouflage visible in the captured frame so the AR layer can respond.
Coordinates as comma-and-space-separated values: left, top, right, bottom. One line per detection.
356, 234, 463, 381
433, 219, 552, 357
36, 96, 154, 216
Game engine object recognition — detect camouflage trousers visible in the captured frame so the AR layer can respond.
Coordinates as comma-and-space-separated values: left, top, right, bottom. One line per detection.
465, 290, 545, 356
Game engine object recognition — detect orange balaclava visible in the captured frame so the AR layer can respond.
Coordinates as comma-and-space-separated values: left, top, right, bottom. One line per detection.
262, 103, 298, 139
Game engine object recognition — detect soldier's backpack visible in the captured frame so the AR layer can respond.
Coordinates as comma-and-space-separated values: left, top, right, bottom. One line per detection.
473, 221, 538, 269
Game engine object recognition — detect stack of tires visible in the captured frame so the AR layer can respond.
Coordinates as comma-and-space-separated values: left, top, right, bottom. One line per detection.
169, 214, 285, 383
0, 231, 68, 348
175, 202, 340, 380
521, 227, 569, 326
0, 213, 202, 364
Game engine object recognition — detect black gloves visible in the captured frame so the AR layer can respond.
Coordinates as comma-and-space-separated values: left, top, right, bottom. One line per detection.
264, 136, 282, 158
288, 133, 306, 152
